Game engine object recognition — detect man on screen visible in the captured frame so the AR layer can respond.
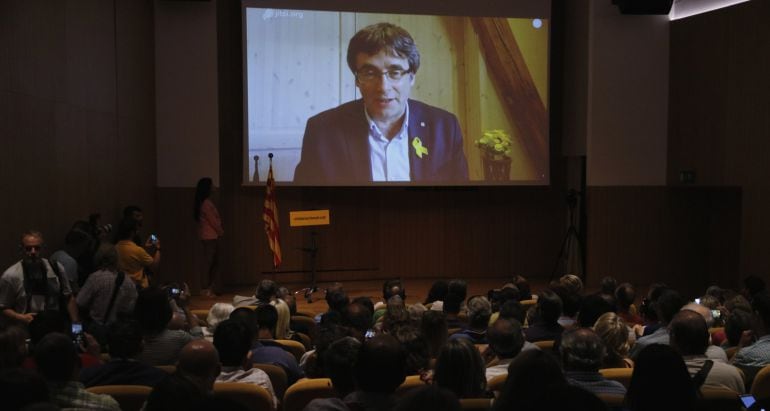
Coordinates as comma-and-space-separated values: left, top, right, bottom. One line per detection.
293, 22, 469, 184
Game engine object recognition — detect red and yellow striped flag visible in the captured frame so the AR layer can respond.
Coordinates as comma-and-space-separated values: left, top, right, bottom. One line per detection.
263, 159, 281, 268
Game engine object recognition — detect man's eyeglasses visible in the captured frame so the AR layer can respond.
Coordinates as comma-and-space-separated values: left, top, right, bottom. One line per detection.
355, 68, 410, 83
23, 245, 42, 252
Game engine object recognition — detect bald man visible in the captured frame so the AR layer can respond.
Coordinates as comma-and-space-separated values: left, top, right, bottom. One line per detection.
177, 339, 221, 394
145, 340, 221, 411
670, 309, 744, 393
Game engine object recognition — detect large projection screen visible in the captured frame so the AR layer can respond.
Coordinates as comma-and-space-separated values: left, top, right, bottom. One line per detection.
243, 1, 550, 186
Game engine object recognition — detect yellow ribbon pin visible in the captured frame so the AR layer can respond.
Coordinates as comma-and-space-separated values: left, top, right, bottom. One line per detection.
412, 137, 428, 159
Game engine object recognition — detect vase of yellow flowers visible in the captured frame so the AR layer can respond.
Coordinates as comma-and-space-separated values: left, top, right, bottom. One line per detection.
475, 129, 512, 181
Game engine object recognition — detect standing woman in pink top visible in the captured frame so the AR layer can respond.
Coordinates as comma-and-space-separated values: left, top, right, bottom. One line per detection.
194, 177, 224, 297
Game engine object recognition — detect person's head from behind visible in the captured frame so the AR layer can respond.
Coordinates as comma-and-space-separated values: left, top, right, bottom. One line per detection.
393, 325, 430, 375
425, 280, 449, 304
92, 242, 119, 271
108, 320, 144, 359
323, 336, 361, 397
681, 302, 714, 328
325, 284, 349, 313
63, 227, 92, 258
442, 292, 463, 316
434, 337, 486, 398
347, 23, 418, 127
394, 384, 461, 411
194, 178, 213, 202
34, 333, 79, 382
467, 296, 492, 331
488, 318, 525, 360
255, 304, 278, 337
213, 319, 253, 368
134, 286, 173, 335
343, 302, 373, 340
123, 205, 144, 225
383, 278, 406, 301
493, 349, 566, 411
600, 276, 618, 297
177, 339, 221, 394
499, 300, 526, 324
255, 279, 277, 302
0, 367, 50, 410
355, 334, 407, 394
271, 298, 292, 339
626, 344, 696, 411
615, 282, 636, 312
751, 292, 770, 334
576, 294, 614, 328
420, 310, 448, 358
206, 303, 235, 334
593, 312, 630, 366
229, 307, 259, 344
448, 279, 468, 302
512, 275, 532, 300
654, 288, 685, 325
560, 328, 605, 373
536, 289, 563, 325
0, 325, 28, 368
115, 217, 139, 242
559, 274, 584, 295
725, 308, 753, 346
669, 309, 709, 356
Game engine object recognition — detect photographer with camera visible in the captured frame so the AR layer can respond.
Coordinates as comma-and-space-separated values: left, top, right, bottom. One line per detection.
76, 243, 137, 344
115, 218, 160, 289
0, 230, 79, 324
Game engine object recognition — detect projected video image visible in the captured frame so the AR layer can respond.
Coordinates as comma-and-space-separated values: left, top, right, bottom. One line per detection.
244, 7, 549, 186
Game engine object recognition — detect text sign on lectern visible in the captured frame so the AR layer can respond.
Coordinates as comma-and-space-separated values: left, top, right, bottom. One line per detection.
290, 210, 330, 227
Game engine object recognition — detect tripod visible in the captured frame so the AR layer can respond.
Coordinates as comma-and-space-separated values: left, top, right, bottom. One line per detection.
295, 231, 319, 303
550, 190, 584, 282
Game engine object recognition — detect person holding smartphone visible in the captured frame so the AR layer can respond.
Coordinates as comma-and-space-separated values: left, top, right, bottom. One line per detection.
194, 177, 224, 297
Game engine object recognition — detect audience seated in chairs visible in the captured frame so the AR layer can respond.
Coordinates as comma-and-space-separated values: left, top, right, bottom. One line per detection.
144, 340, 220, 411
450, 296, 492, 344
485, 318, 528, 382
492, 349, 567, 411
202, 302, 234, 341
80, 320, 168, 387
615, 282, 643, 325
213, 319, 277, 409
560, 328, 627, 397
626, 344, 698, 411
593, 312, 634, 368
25, 310, 102, 370
443, 293, 467, 330
629, 288, 685, 359
524, 289, 564, 342
731, 292, 770, 387
304, 334, 407, 411
35, 332, 121, 410
669, 309, 744, 393
229, 306, 304, 385
433, 337, 487, 399
134, 286, 202, 366
393, 325, 431, 378
420, 310, 449, 360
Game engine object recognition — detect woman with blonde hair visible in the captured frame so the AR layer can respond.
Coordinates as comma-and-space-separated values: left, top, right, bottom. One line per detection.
271, 298, 292, 340
593, 311, 634, 368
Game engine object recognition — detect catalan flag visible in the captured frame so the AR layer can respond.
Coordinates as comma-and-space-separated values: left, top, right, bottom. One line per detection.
263, 156, 281, 268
